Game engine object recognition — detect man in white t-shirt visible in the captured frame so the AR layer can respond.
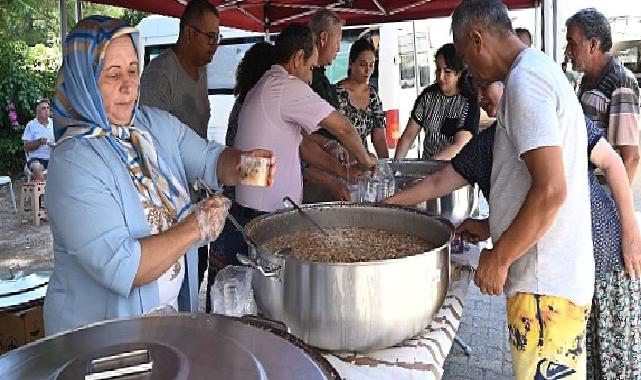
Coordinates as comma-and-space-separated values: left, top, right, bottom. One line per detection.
452, 1, 593, 378
22, 99, 54, 181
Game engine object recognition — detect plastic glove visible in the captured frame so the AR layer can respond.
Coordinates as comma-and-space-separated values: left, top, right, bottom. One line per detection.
194, 195, 231, 244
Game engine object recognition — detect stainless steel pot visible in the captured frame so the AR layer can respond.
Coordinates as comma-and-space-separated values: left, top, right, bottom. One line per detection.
239, 203, 452, 352
0, 315, 338, 379
386, 159, 479, 223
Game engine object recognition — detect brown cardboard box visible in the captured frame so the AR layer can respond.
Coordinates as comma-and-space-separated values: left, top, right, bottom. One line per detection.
0, 305, 44, 354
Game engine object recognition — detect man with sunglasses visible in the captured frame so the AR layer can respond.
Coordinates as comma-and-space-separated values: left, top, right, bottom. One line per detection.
140, 0, 221, 291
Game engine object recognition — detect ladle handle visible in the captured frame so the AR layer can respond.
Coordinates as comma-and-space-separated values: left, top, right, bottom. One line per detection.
282, 196, 329, 237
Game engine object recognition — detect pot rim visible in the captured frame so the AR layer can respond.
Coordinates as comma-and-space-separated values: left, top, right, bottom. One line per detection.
246, 202, 454, 266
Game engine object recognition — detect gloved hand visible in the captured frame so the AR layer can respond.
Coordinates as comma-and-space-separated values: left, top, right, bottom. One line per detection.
194, 195, 231, 244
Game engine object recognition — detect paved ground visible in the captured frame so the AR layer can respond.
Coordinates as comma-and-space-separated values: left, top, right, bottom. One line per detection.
4, 173, 641, 378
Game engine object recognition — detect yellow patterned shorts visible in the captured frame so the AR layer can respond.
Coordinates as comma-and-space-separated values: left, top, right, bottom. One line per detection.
507, 292, 590, 380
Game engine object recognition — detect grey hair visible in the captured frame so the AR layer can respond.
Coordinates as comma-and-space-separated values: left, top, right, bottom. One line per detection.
451, 0, 513, 43
309, 8, 344, 36
565, 8, 612, 52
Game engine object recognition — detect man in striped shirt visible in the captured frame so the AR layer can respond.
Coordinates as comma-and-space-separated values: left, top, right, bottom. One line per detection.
566, 8, 640, 183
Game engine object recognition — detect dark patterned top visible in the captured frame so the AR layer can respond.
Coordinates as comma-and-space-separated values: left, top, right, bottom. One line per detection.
311, 67, 340, 141
336, 84, 386, 146
452, 118, 622, 278
578, 56, 640, 147
411, 84, 476, 159
451, 123, 495, 199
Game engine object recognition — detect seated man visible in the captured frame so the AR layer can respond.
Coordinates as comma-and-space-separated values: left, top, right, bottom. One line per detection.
22, 99, 54, 181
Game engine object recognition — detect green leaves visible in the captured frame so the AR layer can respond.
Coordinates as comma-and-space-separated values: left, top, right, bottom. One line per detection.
0, 40, 59, 176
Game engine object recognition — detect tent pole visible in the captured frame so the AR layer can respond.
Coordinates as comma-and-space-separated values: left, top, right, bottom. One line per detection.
264, 2, 271, 42
75, 0, 83, 22
59, 0, 68, 43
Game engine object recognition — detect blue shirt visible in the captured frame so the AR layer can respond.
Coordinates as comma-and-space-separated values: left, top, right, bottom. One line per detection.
44, 106, 225, 335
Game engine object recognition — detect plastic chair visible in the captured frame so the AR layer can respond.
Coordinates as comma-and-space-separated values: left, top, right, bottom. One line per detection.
0, 176, 17, 211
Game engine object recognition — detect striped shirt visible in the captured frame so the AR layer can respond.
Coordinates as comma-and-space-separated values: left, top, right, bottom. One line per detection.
578, 56, 640, 147
411, 84, 474, 159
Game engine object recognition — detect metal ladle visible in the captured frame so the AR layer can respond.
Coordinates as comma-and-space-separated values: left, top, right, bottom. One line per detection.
193, 179, 290, 277
282, 196, 330, 237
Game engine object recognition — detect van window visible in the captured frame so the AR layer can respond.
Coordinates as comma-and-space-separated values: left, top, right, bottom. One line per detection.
398, 33, 415, 89
416, 32, 430, 88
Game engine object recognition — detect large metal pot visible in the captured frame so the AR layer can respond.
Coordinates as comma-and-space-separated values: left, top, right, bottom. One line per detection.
386, 159, 479, 223
0, 314, 338, 379
240, 203, 452, 352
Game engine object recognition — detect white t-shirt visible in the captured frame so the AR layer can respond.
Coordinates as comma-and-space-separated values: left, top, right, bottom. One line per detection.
22, 118, 54, 160
490, 48, 594, 306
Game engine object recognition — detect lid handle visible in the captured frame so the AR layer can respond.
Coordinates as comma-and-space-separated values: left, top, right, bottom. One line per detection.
86, 349, 152, 380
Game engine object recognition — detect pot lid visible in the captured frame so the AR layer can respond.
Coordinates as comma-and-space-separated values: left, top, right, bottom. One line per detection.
0, 270, 51, 311
0, 314, 338, 380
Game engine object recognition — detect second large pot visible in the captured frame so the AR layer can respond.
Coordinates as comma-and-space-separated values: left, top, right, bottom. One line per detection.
241, 203, 452, 352
386, 159, 479, 223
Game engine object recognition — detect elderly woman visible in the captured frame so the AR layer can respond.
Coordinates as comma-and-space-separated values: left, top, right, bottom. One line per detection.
44, 16, 274, 335
394, 43, 479, 160
386, 80, 641, 378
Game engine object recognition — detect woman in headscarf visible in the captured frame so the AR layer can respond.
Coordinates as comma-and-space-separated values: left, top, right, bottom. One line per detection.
44, 16, 274, 335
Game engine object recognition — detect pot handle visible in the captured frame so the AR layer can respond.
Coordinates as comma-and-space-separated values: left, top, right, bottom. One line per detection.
236, 254, 282, 278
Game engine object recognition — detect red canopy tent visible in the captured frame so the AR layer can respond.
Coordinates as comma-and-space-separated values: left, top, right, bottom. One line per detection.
89, 0, 536, 32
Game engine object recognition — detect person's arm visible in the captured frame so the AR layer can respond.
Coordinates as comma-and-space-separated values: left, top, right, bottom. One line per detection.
432, 131, 473, 160
320, 110, 375, 170
22, 123, 43, 152
475, 146, 567, 295
45, 144, 206, 296
384, 164, 468, 206
303, 166, 350, 201
158, 109, 274, 188
393, 118, 421, 159
24, 139, 46, 152
371, 128, 389, 158
300, 134, 347, 179
370, 89, 389, 158
617, 145, 640, 184
608, 84, 641, 183
591, 138, 641, 278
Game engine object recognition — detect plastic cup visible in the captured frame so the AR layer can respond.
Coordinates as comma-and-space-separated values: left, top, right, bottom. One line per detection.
240, 154, 270, 187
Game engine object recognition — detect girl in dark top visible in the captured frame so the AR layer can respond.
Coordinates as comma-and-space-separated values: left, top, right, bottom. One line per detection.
387, 80, 641, 379
335, 38, 389, 158
394, 43, 479, 160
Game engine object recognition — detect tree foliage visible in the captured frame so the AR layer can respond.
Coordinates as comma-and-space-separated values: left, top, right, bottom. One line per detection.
0, 0, 150, 176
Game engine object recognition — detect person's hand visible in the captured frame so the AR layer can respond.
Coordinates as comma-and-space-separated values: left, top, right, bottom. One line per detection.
47, 140, 56, 147
622, 229, 641, 279
455, 218, 490, 243
38, 137, 48, 146
359, 153, 377, 172
193, 195, 231, 244
240, 149, 276, 187
474, 248, 509, 295
329, 178, 350, 201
